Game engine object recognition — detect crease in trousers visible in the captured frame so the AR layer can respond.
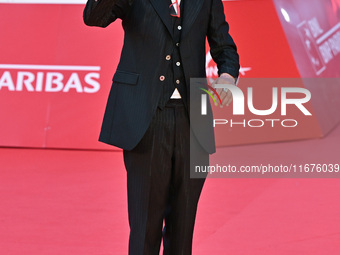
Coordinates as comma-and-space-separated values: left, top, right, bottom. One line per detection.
123, 99, 209, 255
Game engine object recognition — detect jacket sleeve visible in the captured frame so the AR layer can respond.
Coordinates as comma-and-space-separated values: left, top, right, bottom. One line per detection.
83, 0, 133, 27
207, 0, 240, 78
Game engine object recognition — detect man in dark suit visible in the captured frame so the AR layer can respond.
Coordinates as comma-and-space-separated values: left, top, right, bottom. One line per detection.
83, 0, 239, 254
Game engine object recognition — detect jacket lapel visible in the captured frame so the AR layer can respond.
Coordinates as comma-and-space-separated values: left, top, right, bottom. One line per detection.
148, 0, 205, 39
181, 0, 204, 39
149, 0, 174, 38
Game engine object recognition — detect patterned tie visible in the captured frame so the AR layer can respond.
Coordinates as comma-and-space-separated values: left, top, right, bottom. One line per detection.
169, 0, 181, 18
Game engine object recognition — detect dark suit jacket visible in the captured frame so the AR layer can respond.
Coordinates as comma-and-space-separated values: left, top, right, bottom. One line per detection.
83, 0, 239, 154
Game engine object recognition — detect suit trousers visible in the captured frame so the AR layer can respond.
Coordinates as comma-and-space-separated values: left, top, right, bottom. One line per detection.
123, 99, 209, 255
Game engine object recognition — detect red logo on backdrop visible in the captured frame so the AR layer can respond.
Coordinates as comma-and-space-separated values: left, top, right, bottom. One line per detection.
0, 64, 101, 93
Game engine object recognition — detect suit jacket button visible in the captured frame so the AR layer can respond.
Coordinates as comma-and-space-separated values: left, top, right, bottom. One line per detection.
160, 76, 165, 81
166, 55, 171, 60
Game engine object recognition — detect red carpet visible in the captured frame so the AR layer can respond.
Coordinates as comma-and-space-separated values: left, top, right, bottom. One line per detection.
1, 125, 340, 255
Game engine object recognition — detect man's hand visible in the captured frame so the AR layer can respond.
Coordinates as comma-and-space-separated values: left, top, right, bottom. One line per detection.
211, 73, 236, 107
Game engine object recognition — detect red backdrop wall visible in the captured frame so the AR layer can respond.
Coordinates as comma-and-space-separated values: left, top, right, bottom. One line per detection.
0, 0, 339, 150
